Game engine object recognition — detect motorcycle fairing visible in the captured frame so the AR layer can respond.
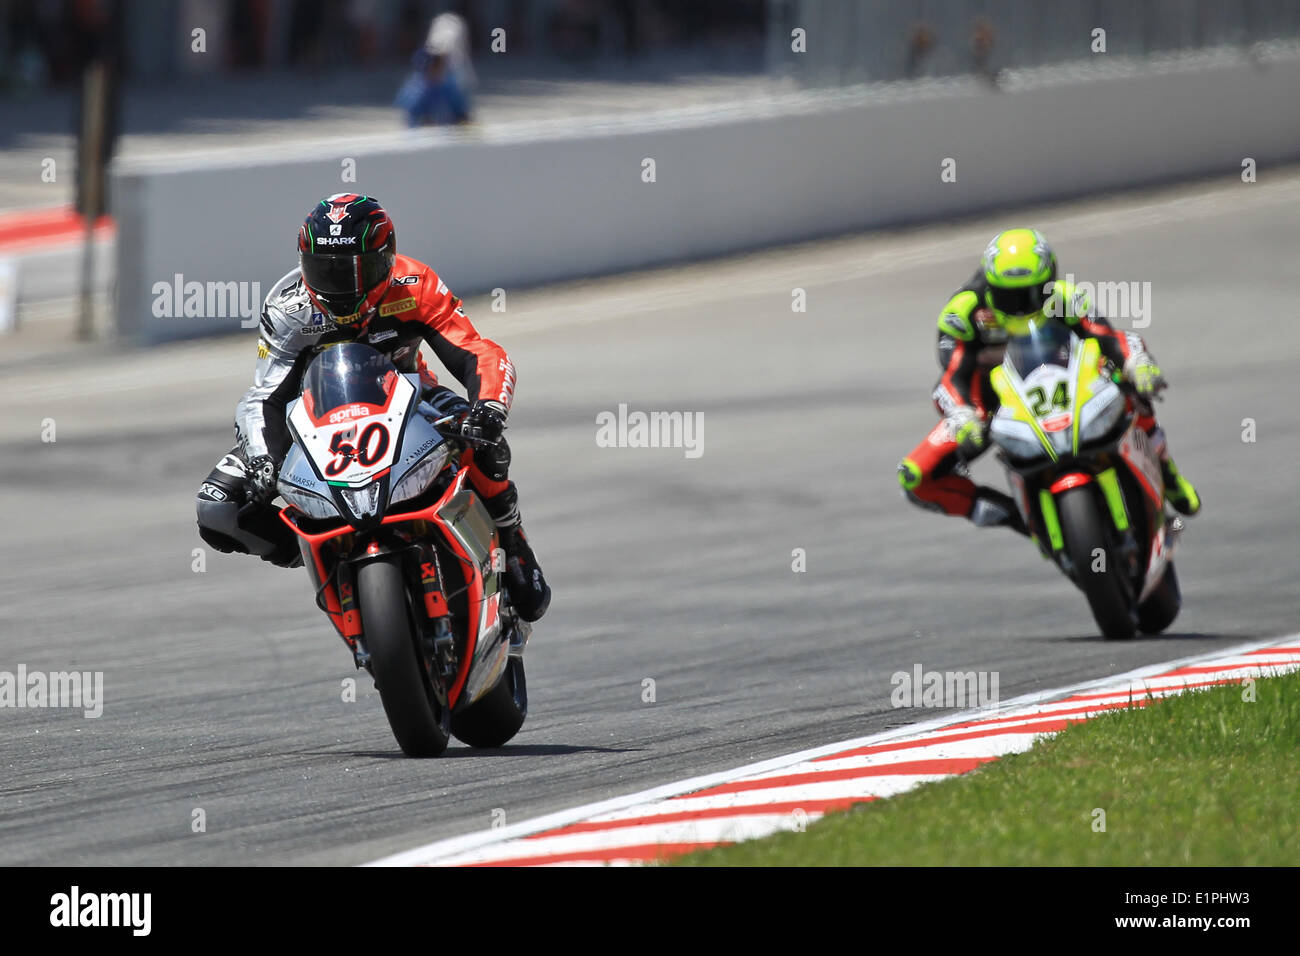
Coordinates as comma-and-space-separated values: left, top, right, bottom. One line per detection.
278, 465, 507, 711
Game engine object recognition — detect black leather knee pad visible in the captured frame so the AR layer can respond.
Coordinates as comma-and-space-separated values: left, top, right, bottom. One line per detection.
196, 448, 273, 557
195, 447, 301, 565
196, 495, 255, 552
198, 520, 251, 556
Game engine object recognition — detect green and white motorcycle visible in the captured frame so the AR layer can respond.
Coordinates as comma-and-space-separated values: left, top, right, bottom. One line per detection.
987, 318, 1183, 639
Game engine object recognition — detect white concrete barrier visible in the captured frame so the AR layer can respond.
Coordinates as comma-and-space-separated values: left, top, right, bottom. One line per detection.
113, 53, 1300, 343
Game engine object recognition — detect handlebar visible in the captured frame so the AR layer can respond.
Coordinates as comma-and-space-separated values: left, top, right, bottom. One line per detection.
1110, 371, 1166, 405
428, 412, 504, 450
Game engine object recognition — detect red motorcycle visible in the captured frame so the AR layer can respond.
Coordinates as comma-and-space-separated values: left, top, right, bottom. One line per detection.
274, 342, 531, 756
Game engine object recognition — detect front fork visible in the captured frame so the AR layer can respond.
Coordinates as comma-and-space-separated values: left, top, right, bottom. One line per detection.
1035, 468, 1141, 582
415, 542, 459, 697
316, 524, 527, 708
338, 539, 459, 692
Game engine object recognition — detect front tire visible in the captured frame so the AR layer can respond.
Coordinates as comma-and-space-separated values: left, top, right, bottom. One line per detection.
451, 657, 527, 748
1057, 487, 1136, 640
1138, 563, 1181, 634
357, 558, 450, 757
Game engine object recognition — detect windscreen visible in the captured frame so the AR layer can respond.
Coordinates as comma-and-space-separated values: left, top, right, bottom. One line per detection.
300, 342, 397, 415
1005, 319, 1074, 378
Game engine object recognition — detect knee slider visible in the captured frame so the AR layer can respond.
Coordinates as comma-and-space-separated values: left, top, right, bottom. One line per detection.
898, 457, 923, 492
196, 497, 249, 554
196, 495, 283, 558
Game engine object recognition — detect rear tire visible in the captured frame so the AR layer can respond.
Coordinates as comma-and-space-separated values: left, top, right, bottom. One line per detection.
357, 558, 450, 757
1138, 563, 1181, 634
451, 657, 527, 748
1057, 487, 1136, 640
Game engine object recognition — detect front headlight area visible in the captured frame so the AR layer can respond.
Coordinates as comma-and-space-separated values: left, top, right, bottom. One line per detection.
278, 481, 338, 520
1077, 382, 1125, 444
990, 416, 1049, 460
391, 447, 450, 504
338, 481, 383, 520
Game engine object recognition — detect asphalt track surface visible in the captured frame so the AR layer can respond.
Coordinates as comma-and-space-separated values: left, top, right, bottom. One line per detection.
1, 173, 1297, 865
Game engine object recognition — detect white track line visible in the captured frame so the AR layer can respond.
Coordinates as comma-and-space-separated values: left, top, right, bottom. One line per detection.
366, 635, 1299, 866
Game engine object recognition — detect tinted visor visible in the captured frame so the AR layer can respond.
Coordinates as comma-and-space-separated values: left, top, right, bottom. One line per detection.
300, 250, 391, 312
988, 282, 1048, 317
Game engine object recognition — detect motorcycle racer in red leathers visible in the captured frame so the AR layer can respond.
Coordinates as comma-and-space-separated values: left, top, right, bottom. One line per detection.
195, 193, 550, 622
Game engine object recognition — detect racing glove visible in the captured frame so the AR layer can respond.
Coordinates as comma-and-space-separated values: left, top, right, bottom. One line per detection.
1125, 353, 1166, 400
946, 405, 987, 460
240, 454, 279, 516
461, 399, 508, 444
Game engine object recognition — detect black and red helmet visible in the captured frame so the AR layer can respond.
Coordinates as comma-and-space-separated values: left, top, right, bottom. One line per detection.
298, 194, 396, 325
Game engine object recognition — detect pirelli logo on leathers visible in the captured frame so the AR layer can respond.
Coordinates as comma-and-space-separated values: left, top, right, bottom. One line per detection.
379, 297, 418, 317
257, 339, 270, 359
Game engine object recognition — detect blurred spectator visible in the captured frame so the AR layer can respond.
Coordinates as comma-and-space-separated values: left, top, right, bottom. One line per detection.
394, 12, 473, 127
905, 22, 936, 78
971, 16, 997, 85
426, 11, 476, 90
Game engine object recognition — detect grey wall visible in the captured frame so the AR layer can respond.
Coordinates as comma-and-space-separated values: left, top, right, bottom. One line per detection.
114, 54, 1300, 343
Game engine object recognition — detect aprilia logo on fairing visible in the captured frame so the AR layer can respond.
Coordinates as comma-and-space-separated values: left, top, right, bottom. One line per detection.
50, 886, 150, 936
595, 403, 704, 460
328, 404, 372, 424
891, 664, 999, 709
151, 273, 261, 327
0, 665, 103, 718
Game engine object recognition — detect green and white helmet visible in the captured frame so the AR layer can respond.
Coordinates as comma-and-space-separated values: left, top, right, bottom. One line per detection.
981, 228, 1057, 335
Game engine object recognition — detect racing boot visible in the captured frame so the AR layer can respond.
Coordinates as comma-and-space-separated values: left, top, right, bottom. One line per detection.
969, 487, 1029, 537
1161, 457, 1201, 516
481, 482, 551, 622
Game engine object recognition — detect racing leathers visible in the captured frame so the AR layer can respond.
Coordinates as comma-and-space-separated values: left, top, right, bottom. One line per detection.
897, 272, 1199, 532
195, 253, 550, 620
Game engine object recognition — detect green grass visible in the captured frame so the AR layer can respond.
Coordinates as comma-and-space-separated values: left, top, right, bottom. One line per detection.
674, 669, 1300, 866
